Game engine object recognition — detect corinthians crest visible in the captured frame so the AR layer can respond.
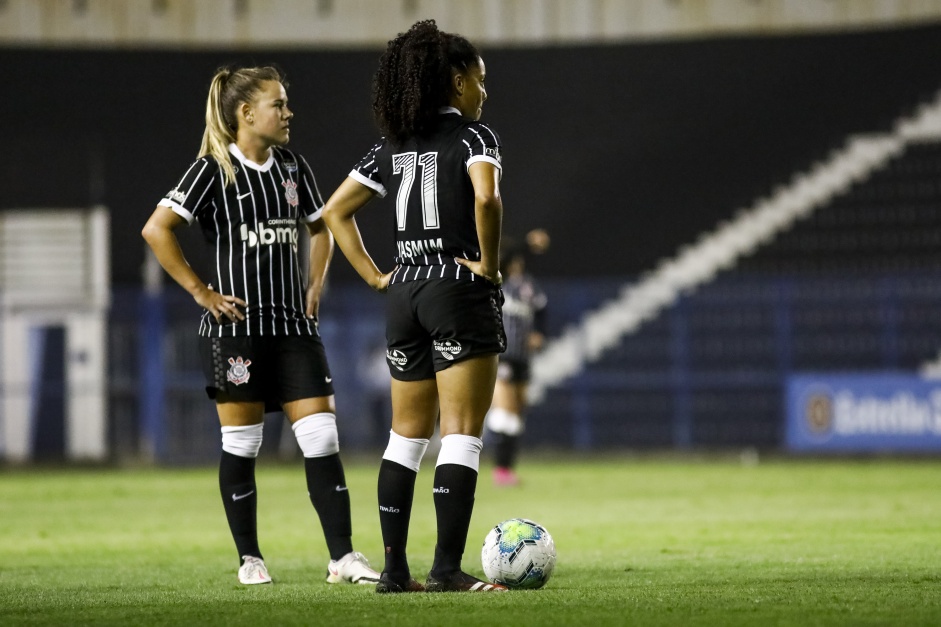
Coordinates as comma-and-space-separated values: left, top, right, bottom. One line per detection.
227, 356, 252, 385
282, 179, 299, 207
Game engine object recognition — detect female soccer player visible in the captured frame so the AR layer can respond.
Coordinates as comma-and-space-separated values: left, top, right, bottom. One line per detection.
141, 66, 379, 586
322, 20, 508, 593
486, 230, 549, 487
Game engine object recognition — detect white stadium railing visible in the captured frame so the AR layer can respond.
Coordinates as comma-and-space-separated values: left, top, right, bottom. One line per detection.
530, 90, 941, 403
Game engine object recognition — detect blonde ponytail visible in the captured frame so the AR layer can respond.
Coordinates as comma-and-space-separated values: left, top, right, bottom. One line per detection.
197, 65, 285, 187
199, 69, 238, 186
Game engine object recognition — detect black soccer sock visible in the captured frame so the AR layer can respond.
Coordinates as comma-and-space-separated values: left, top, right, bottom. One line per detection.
493, 433, 520, 469
219, 450, 261, 563
377, 459, 418, 579
430, 463, 478, 577
305, 453, 354, 560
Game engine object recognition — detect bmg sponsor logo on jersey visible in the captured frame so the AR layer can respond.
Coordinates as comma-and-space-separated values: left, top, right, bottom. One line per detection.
239, 218, 298, 251
433, 339, 463, 361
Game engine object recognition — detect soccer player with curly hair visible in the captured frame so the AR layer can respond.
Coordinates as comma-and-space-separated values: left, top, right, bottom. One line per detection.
323, 20, 508, 593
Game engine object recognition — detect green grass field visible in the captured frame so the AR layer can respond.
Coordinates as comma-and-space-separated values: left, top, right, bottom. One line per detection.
2, 456, 940, 626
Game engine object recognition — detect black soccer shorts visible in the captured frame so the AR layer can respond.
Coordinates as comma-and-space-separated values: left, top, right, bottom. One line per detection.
198, 335, 334, 410
497, 357, 531, 384
385, 278, 506, 381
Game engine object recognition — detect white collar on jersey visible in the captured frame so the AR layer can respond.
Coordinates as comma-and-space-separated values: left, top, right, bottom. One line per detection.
228, 143, 275, 172
438, 106, 461, 115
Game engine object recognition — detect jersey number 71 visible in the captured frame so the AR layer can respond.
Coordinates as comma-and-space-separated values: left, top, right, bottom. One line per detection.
392, 152, 440, 231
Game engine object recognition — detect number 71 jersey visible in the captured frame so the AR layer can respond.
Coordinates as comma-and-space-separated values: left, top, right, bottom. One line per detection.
349, 110, 502, 284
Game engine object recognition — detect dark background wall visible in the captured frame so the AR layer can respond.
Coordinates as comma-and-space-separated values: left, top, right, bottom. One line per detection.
2, 23, 940, 285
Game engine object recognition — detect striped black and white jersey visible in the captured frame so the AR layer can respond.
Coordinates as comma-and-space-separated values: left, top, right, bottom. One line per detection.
501, 273, 548, 361
350, 108, 502, 284
158, 143, 325, 337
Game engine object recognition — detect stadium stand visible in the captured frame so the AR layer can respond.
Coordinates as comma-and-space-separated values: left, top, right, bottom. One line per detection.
11, 19, 941, 461
528, 96, 941, 449
101, 86, 941, 460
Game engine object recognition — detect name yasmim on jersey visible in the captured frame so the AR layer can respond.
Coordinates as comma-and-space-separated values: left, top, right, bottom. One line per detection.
240, 218, 298, 251
397, 238, 444, 258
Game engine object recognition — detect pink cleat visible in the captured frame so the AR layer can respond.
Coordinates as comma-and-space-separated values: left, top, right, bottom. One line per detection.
493, 467, 519, 487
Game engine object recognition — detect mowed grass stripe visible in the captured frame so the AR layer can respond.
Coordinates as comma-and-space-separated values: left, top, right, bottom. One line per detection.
1, 458, 939, 626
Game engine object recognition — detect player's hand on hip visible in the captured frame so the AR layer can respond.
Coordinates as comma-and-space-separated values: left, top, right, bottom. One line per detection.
305, 287, 321, 319
455, 258, 502, 285
371, 268, 395, 293
195, 284, 247, 323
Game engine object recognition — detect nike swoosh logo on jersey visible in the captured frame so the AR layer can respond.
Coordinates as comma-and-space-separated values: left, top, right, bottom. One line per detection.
325, 376, 332, 383
335, 485, 348, 492
232, 490, 255, 501
237, 192, 252, 200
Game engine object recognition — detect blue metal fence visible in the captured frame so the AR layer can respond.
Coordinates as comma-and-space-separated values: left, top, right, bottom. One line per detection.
108, 272, 941, 462
530, 273, 941, 451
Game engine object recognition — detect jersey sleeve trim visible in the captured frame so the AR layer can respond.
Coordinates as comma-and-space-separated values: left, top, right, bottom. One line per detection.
157, 198, 196, 225
161, 157, 217, 223
466, 155, 503, 182
300, 207, 324, 223
466, 155, 503, 171
349, 169, 387, 197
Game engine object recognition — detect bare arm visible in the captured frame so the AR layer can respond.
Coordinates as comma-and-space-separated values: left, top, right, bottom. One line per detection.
141, 205, 246, 322
322, 177, 394, 292
456, 161, 503, 284
304, 217, 334, 318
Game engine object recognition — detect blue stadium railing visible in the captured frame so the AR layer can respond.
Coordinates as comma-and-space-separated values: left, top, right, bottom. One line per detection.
532, 273, 941, 451
109, 271, 941, 462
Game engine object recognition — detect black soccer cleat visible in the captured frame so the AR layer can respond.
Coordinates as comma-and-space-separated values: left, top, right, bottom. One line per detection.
375, 572, 426, 594
425, 571, 508, 592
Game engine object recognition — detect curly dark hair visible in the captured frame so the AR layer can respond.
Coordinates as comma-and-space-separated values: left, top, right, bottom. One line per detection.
372, 19, 480, 145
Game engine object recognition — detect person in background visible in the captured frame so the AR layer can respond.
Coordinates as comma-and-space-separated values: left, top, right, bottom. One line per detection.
141, 65, 379, 586
486, 229, 549, 486
322, 20, 508, 593
357, 339, 393, 448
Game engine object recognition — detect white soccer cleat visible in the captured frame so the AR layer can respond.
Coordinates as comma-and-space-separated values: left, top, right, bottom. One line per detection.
238, 555, 272, 585
326, 551, 381, 584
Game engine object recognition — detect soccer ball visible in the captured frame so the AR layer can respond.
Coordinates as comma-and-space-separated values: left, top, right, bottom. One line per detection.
481, 518, 556, 589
